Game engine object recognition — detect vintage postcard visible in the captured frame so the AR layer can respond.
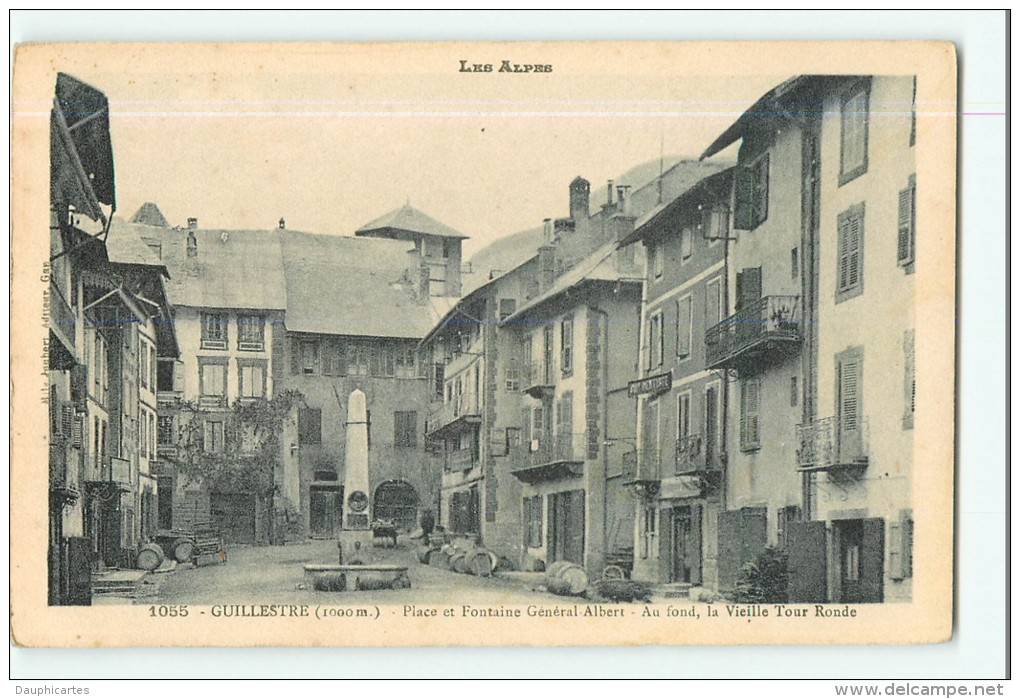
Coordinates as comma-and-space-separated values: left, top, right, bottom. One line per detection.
11, 41, 957, 647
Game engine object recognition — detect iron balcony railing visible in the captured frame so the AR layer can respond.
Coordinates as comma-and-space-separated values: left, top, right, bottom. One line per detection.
796, 416, 870, 471
49, 281, 76, 354
675, 433, 723, 475
705, 295, 802, 371
426, 393, 481, 436
621, 447, 662, 483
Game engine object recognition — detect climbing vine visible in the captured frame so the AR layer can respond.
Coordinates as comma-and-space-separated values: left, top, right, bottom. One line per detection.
168, 390, 303, 497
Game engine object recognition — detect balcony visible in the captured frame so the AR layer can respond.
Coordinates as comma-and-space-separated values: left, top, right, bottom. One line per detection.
446, 448, 477, 473
511, 432, 586, 484
48, 281, 77, 360
522, 360, 555, 399
621, 448, 661, 500
157, 390, 183, 407
797, 416, 869, 474
705, 295, 802, 374
49, 443, 80, 502
425, 393, 481, 438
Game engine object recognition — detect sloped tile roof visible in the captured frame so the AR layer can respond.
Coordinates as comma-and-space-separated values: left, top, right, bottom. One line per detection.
356, 204, 468, 240
129, 202, 170, 228
106, 219, 167, 272
280, 231, 438, 339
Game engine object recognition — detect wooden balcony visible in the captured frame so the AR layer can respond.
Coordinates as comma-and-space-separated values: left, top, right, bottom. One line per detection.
511, 432, 586, 484
621, 448, 661, 499
425, 393, 481, 438
522, 360, 555, 399
705, 295, 802, 374
797, 416, 869, 474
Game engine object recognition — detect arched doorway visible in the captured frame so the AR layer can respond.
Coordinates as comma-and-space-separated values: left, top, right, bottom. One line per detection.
373, 480, 419, 532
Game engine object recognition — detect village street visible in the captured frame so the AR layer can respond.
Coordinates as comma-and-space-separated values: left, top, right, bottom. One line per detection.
151, 538, 573, 606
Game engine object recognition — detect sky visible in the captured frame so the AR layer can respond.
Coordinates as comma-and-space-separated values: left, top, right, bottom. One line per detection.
27, 43, 782, 259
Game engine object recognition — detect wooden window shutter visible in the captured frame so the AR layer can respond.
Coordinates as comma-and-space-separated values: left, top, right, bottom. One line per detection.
733, 165, 755, 230
753, 153, 769, 224
897, 186, 913, 265
677, 296, 692, 357
839, 357, 860, 433
846, 214, 862, 288
741, 379, 760, 449
521, 407, 531, 445
904, 330, 916, 427
290, 338, 301, 376
838, 216, 852, 290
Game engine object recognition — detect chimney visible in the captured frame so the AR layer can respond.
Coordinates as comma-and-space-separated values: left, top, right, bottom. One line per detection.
538, 243, 556, 293
616, 185, 632, 214
569, 176, 590, 222
542, 218, 554, 243
606, 180, 615, 208
278, 217, 286, 230
186, 230, 198, 258
188, 217, 198, 230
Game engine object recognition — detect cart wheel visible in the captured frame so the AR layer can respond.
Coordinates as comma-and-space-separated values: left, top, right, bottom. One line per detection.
601, 564, 627, 581
171, 538, 196, 563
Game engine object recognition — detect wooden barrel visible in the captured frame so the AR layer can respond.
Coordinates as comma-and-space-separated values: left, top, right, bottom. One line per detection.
171, 538, 195, 563
469, 550, 499, 577
136, 543, 164, 572
450, 552, 471, 574
430, 549, 451, 569
545, 561, 589, 596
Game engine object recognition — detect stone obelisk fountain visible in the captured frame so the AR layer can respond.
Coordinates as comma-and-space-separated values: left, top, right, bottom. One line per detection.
340, 389, 374, 551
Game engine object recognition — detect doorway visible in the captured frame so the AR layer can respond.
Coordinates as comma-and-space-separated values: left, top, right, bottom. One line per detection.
670, 505, 702, 584
309, 486, 342, 539
373, 481, 419, 532
547, 489, 585, 565
834, 517, 884, 603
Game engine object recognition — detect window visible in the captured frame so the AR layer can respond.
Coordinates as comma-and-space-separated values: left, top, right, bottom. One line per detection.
898, 175, 917, 270
298, 408, 322, 445
791, 247, 799, 280
523, 495, 543, 548
198, 359, 227, 407
301, 339, 319, 375
646, 311, 664, 370
505, 427, 521, 453
676, 295, 692, 359
740, 377, 761, 451
677, 392, 691, 443
903, 330, 915, 430
237, 315, 265, 351
394, 345, 417, 379
505, 363, 520, 392
139, 342, 148, 389
839, 80, 870, 185
434, 363, 445, 399
201, 312, 228, 349
836, 203, 866, 303
347, 342, 369, 376
650, 242, 663, 279
680, 226, 693, 262
150, 412, 156, 458
394, 411, 417, 448
705, 278, 722, 327
149, 346, 157, 390
238, 361, 266, 399
777, 505, 801, 550
735, 153, 769, 230
790, 376, 799, 407
140, 411, 148, 458
204, 420, 225, 453
640, 506, 657, 559
499, 298, 517, 321
704, 383, 720, 461
157, 360, 175, 392
372, 344, 396, 377
560, 316, 574, 376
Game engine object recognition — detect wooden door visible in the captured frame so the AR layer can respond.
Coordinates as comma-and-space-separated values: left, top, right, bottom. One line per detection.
787, 520, 828, 603
671, 505, 703, 585
309, 488, 340, 539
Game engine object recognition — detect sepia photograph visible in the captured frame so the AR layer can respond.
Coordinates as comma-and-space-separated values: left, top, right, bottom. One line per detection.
12, 37, 959, 651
